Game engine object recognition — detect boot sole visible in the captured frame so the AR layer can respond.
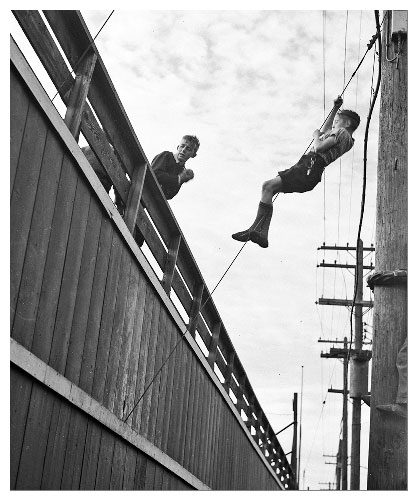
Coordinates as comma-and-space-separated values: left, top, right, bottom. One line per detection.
249, 231, 268, 248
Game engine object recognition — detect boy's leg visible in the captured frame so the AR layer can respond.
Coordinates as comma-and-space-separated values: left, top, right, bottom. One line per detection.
232, 176, 283, 247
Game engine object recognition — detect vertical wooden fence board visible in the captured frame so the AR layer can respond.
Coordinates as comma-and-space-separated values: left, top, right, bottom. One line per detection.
15, 382, 54, 490
121, 278, 149, 425
10, 69, 30, 194
153, 311, 175, 449
122, 446, 138, 490
112, 264, 141, 419
79, 215, 114, 394
10, 367, 33, 489
78, 421, 101, 489
133, 450, 147, 490
196, 371, 209, 481
95, 431, 115, 490
131, 287, 156, 431
202, 381, 215, 485
174, 341, 192, 464
103, 247, 133, 411
187, 354, 202, 477
110, 439, 127, 490
91, 231, 123, 403
144, 460, 157, 489
139, 299, 162, 440
159, 323, 180, 453
65, 199, 103, 385
48, 179, 91, 375
60, 409, 88, 489
41, 398, 71, 489
31, 154, 79, 363
181, 345, 198, 471
209, 388, 222, 489
177, 344, 193, 466
146, 305, 171, 444
166, 339, 187, 462
10, 104, 48, 331
12, 130, 64, 351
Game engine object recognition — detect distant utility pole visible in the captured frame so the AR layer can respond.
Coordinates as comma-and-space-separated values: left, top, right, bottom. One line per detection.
367, 10, 408, 490
317, 242, 374, 490
321, 337, 349, 490
291, 393, 298, 487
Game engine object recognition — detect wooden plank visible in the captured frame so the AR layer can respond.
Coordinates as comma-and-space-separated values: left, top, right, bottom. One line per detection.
78, 215, 114, 394
103, 248, 133, 411
139, 299, 162, 439
144, 460, 157, 490
31, 154, 79, 363
60, 409, 88, 489
171, 269, 193, 314
10, 367, 33, 489
10, 67, 30, 194
40, 398, 72, 489
177, 343, 194, 465
153, 311, 175, 450
95, 431, 115, 489
159, 323, 181, 453
91, 230, 123, 403
112, 265, 141, 419
130, 287, 156, 431
120, 278, 149, 425
10, 101, 48, 332
133, 451, 147, 490
167, 339, 188, 463
124, 162, 147, 233
187, 356, 203, 476
65, 199, 103, 385
48, 178, 91, 374
203, 382, 216, 485
110, 439, 127, 490
182, 350, 198, 472
146, 305, 170, 444
64, 50, 97, 140
78, 421, 101, 489
15, 382, 54, 489
122, 446, 137, 490
161, 233, 181, 293
188, 283, 204, 338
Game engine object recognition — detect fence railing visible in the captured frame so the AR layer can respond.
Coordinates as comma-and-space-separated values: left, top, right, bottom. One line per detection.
12, 10, 295, 489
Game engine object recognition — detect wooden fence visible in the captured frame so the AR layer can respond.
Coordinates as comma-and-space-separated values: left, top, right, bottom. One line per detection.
10, 10, 296, 490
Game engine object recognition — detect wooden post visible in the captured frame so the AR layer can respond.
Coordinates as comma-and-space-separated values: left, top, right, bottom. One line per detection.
291, 393, 298, 486
64, 50, 97, 140
350, 239, 363, 490
161, 234, 181, 293
341, 337, 348, 490
367, 10, 407, 490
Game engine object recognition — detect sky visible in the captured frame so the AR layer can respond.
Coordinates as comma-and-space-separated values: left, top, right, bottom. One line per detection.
7, 2, 410, 493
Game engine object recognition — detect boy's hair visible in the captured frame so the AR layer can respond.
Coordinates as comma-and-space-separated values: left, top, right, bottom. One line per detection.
339, 110, 360, 131
182, 135, 200, 155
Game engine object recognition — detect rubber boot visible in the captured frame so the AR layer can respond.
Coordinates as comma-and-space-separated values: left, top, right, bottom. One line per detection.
232, 202, 273, 248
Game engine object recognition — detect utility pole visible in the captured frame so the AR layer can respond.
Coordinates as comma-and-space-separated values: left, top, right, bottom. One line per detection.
367, 10, 408, 490
317, 242, 374, 490
291, 393, 298, 487
321, 338, 349, 489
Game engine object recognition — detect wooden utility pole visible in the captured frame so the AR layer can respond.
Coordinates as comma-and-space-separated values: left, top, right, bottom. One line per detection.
318, 243, 374, 490
291, 393, 298, 487
367, 10, 408, 490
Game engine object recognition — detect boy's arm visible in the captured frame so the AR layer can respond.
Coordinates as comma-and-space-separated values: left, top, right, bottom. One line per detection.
151, 152, 182, 190
320, 96, 343, 134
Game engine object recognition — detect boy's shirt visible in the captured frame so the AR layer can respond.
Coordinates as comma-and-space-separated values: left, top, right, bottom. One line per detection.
151, 151, 186, 200
316, 127, 354, 167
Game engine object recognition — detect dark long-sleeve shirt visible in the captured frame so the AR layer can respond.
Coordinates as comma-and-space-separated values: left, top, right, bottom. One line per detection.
151, 151, 185, 200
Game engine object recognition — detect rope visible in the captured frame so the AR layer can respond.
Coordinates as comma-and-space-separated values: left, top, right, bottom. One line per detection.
348, 10, 382, 361
124, 13, 385, 422
51, 10, 115, 103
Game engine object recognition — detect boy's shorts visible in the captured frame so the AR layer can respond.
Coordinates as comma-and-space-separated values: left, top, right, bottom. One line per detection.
278, 152, 326, 193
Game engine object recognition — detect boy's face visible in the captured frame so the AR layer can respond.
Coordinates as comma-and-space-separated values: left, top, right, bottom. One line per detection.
333, 113, 349, 130
176, 138, 195, 163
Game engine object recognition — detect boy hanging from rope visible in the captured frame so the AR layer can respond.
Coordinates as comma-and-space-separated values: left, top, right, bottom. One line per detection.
232, 96, 360, 248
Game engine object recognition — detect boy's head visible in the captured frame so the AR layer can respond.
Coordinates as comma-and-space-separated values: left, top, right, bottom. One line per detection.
337, 110, 360, 132
176, 135, 200, 163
